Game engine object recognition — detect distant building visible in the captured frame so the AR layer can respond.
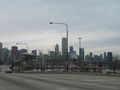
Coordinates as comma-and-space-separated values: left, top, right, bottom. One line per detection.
85, 55, 90, 62
85, 52, 104, 63
18, 49, 27, 55
80, 48, 84, 60
70, 46, 73, 53
62, 38, 68, 59
104, 52, 107, 61
32, 50, 37, 56
55, 44, 60, 56
100, 54, 103, 62
22, 54, 35, 65
11, 46, 18, 63
0, 48, 4, 64
0, 42, 3, 49
49, 51, 55, 57
85, 52, 93, 63
89, 52, 93, 62
93, 55, 101, 63
2, 48, 10, 64
0, 42, 3, 63
107, 52, 113, 62
69, 46, 77, 59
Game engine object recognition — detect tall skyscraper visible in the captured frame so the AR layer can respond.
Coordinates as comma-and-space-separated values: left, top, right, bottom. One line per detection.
104, 52, 106, 59
89, 52, 93, 62
2, 48, 10, 64
69, 46, 73, 53
62, 38, 68, 57
0, 42, 3, 49
0, 48, 4, 64
55, 44, 59, 56
11, 46, 18, 63
107, 52, 113, 62
80, 48, 84, 60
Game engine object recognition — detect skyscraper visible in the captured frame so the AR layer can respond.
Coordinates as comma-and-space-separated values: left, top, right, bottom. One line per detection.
69, 46, 77, 59
2, 48, 10, 64
107, 52, 113, 62
89, 52, 93, 62
104, 52, 107, 61
0, 42, 3, 49
80, 48, 84, 60
55, 44, 59, 56
69, 46, 73, 53
62, 38, 68, 59
11, 46, 18, 63
32, 50, 37, 56
0, 48, 4, 64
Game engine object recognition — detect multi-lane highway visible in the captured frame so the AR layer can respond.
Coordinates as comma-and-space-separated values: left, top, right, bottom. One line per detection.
0, 72, 120, 90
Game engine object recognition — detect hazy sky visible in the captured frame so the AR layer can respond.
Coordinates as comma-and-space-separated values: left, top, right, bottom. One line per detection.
0, 0, 120, 55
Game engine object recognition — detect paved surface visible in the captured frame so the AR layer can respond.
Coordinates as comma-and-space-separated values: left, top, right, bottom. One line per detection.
0, 72, 120, 90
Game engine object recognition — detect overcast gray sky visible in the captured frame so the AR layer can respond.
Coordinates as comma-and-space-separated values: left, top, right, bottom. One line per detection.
0, 0, 120, 55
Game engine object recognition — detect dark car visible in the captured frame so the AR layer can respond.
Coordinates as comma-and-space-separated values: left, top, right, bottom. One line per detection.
5, 70, 13, 73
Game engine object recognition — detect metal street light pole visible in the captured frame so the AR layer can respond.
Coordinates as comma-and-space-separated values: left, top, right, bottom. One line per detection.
78, 37, 82, 69
78, 37, 82, 56
16, 43, 28, 54
49, 22, 69, 71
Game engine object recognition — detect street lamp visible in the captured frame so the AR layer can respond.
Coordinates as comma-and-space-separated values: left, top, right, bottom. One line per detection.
49, 22, 68, 40
16, 43, 28, 53
49, 22, 69, 71
78, 37, 82, 52
78, 37, 82, 70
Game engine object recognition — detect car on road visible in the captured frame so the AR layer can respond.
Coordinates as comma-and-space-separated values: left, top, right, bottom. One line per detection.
5, 70, 13, 73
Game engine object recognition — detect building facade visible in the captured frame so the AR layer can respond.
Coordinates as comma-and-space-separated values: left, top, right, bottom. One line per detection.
62, 38, 68, 59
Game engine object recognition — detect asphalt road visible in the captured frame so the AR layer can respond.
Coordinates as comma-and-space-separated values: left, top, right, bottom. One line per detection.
0, 72, 120, 90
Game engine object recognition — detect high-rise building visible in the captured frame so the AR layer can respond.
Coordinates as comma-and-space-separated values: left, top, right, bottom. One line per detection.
0, 48, 4, 64
49, 51, 55, 57
62, 38, 68, 57
2, 48, 10, 64
100, 54, 103, 62
107, 52, 113, 62
11, 46, 18, 63
104, 52, 107, 61
85, 55, 90, 62
69, 46, 77, 59
55, 44, 59, 56
69, 46, 73, 53
32, 50, 37, 56
80, 48, 84, 60
89, 52, 93, 62
93, 55, 100, 62
0, 42, 3, 49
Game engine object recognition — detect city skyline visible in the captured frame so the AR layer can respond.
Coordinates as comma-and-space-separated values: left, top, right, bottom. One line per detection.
0, 1, 120, 90
0, 0, 120, 55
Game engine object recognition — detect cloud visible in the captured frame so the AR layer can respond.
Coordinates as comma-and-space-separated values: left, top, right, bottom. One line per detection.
0, 0, 120, 54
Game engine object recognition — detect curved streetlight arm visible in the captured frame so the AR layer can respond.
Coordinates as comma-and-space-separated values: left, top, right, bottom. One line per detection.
49, 22, 68, 40
49, 22, 68, 29
49, 22, 68, 26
